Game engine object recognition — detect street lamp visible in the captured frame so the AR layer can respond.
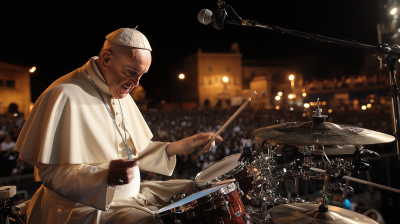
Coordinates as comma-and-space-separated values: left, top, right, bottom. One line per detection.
289, 74, 295, 89
391, 8, 397, 15
179, 74, 185, 79
223, 76, 229, 83
30, 67, 36, 73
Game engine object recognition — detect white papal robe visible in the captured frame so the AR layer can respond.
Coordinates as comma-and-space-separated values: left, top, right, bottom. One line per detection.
15, 57, 196, 224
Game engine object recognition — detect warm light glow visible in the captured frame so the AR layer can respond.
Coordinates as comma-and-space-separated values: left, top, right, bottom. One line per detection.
275, 106, 280, 110
30, 67, 36, 73
14, 113, 18, 117
310, 102, 314, 106
370, 94, 375, 98
391, 8, 398, 15
288, 94, 294, 99
222, 76, 229, 82
289, 75, 294, 81
275, 96, 281, 100
361, 105, 367, 110
322, 101, 326, 106
328, 109, 332, 113
302, 93, 307, 97
292, 94, 296, 98
302, 89, 306, 93
179, 74, 185, 79
370, 99, 374, 103
367, 103, 372, 108
289, 107, 293, 111
302, 113, 306, 117
304, 103, 310, 108
278, 92, 283, 96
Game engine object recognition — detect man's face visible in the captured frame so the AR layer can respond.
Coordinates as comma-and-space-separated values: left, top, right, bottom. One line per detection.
106, 48, 151, 99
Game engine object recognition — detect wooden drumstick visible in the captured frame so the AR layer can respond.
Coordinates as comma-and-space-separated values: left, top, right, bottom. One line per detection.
195, 91, 257, 158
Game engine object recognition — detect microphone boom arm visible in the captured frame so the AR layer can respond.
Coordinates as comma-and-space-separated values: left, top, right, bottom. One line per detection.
216, 3, 400, 160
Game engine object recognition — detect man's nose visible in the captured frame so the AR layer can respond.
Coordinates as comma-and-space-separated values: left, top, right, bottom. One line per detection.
132, 79, 139, 87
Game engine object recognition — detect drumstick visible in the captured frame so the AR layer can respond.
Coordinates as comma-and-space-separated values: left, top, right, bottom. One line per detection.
195, 91, 257, 158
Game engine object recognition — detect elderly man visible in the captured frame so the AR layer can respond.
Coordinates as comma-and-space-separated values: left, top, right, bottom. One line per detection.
15, 28, 222, 224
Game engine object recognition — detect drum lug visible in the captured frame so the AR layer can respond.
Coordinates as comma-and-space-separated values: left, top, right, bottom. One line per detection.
235, 182, 244, 197
222, 201, 231, 217
243, 213, 251, 224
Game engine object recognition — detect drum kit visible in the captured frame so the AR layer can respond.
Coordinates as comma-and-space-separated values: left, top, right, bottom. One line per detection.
154, 99, 399, 224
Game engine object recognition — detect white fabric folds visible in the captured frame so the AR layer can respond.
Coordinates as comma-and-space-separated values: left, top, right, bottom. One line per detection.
15, 57, 153, 165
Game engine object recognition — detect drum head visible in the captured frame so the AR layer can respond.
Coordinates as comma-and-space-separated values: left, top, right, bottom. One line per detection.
195, 153, 242, 184
157, 184, 230, 215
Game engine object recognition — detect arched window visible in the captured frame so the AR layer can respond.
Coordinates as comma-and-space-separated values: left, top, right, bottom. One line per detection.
8, 103, 18, 113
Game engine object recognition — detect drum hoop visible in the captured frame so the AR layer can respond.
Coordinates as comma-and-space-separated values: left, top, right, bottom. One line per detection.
195, 153, 245, 188
155, 183, 237, 218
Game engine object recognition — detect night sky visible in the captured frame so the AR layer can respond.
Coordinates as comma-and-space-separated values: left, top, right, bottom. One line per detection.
0, 0, 381, 102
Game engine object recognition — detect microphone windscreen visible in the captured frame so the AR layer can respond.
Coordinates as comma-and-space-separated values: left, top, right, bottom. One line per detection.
198, 9, 213, 25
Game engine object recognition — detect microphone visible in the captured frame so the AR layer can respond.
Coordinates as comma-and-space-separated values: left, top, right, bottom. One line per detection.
198, 9, 246, 30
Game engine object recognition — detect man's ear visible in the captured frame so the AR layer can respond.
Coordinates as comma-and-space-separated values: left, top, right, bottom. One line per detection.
99, 50, 112, 70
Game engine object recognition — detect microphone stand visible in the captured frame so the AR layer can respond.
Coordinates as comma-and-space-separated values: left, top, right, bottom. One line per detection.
219, 3, 400, 160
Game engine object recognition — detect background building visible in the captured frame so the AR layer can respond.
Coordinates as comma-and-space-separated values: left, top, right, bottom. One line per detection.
0, 61, 32, 118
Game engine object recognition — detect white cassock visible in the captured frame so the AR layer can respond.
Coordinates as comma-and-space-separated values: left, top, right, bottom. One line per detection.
15, 57, 197, 224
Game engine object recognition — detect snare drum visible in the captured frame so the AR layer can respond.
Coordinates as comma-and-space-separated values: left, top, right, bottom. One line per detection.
155, 183, 248, 224
195, 154, 253, 203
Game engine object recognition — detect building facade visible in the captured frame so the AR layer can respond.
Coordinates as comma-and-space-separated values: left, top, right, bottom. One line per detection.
173, 44, 299, 109
0, 61, 31, 117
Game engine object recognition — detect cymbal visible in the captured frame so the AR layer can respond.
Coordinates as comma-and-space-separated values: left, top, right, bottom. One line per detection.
268, 203, 378, 224
298, 145, 355, 155
253, 121, 395, 146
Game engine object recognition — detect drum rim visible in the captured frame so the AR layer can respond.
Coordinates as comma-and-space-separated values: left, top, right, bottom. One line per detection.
195, 153, 245, 188
154, 183, 237, 219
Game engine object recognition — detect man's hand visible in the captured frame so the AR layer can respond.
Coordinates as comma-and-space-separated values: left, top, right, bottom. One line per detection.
108, 159, 139, 185
166, 132, 223, 157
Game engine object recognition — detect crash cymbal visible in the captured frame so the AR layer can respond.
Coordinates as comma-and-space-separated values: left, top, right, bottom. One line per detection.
253, 121, 395, 146
268, 203, 378, 224
298, 145, 355, 155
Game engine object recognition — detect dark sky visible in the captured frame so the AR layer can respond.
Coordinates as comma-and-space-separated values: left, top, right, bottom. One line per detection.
0, 0, 381, 101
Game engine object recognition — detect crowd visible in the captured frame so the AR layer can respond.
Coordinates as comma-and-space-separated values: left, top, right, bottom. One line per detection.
303, 73, 389, 91
0, 115, 27, 177
141, 107, 395, 181
1, 107, 395, 181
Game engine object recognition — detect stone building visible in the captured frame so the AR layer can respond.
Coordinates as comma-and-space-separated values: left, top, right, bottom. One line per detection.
172, 43, 300, 109
0, 61, 32, 117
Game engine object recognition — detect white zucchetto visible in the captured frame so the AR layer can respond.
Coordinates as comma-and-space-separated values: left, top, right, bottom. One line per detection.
106, 27, 152, 51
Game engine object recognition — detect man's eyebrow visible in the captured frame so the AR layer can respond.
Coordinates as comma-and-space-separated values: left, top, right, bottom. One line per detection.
127, 67, 148, 74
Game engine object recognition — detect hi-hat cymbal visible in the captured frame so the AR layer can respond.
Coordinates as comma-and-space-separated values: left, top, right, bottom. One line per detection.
253, 121, 395, 146
298, 145, 355, 155
268, 203, 378, 224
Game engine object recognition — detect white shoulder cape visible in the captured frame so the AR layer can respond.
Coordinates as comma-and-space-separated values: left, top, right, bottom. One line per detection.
15, 58, 153, 165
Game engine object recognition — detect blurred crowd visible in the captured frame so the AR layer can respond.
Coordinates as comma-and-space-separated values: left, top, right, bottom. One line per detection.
0, 107, 394, 180
141, 107, 394, 181
0, 115, 28, 177
303, 73, 389, 91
